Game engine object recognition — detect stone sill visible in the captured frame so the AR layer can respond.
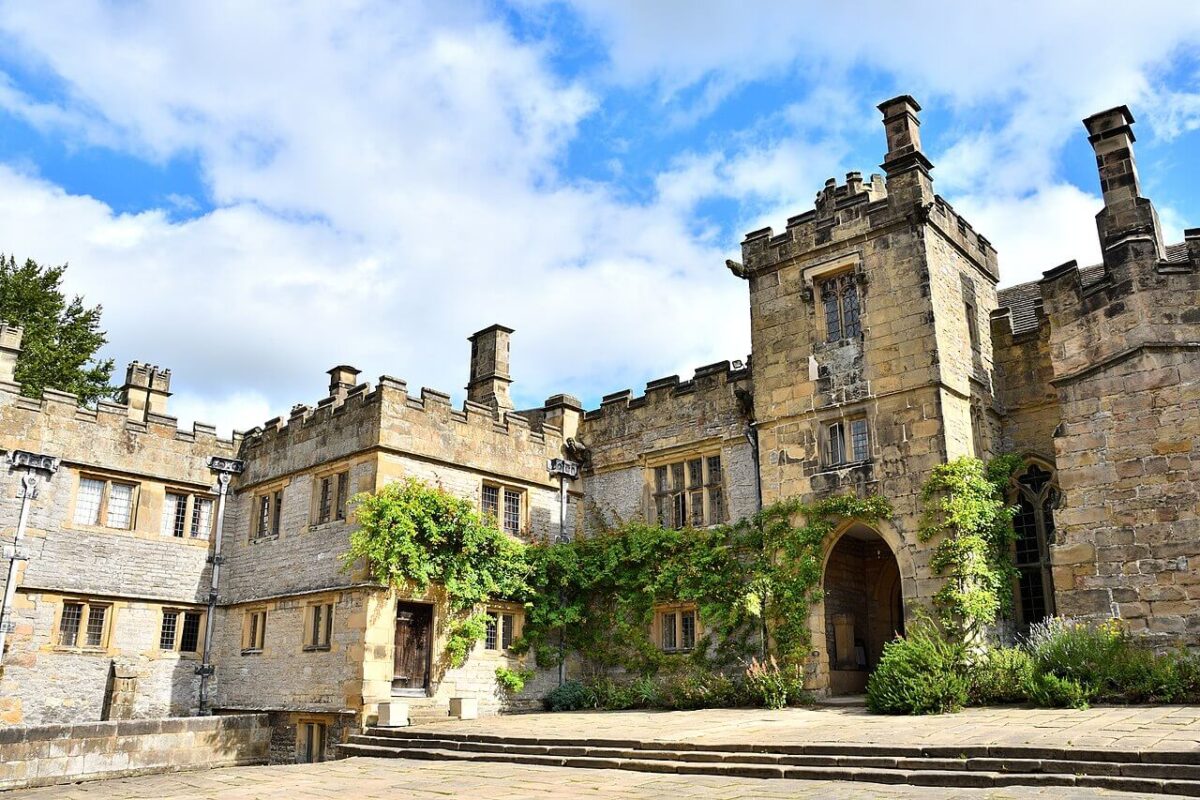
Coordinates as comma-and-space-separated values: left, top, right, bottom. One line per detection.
249, 534, 280, 544
240, 649, 263, 657
302, 645, 332, 653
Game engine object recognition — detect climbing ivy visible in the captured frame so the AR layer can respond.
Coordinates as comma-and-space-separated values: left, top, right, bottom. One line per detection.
517, 493, 892, 673
918, 455, 1022, 641
346, 478, 891, 674
344, 478, 532, 661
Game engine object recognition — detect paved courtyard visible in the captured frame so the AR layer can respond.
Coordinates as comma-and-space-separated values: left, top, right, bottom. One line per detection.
410, 703, 1200, 752
7, 757, 1162, 800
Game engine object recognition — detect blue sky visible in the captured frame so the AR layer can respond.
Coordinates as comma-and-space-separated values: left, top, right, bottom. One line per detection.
0, 1, 1196, 434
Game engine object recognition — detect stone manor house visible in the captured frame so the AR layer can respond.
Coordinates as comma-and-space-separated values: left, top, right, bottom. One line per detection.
0, 97, 1196, 760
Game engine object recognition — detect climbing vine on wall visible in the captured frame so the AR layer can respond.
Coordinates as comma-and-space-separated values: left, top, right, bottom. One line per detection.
918, 454, 1022, 641
517, 493, 892, 673
344, 478, 532, 665
346, 477, 891, 674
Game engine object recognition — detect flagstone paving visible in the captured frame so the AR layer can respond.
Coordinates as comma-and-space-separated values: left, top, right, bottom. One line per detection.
406, 703, 1200, 752
6, 757, 1162, 800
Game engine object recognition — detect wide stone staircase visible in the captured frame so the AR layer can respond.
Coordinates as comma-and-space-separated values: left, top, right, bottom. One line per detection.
340, 727, 1200, 795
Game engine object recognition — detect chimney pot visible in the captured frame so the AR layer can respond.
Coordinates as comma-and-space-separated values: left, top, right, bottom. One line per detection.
466, 325, 515, 413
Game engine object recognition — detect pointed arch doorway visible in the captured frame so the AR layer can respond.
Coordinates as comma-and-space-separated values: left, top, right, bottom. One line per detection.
822, 523, 904, 695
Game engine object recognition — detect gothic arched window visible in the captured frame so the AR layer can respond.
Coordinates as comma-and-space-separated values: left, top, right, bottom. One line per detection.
1012, 463, 1057, 629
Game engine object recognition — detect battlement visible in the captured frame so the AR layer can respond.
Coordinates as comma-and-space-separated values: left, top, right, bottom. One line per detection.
239, 370, 569, 461
736, 96, 996, 281
584, 358, 751, 422
0, 360, 235, 448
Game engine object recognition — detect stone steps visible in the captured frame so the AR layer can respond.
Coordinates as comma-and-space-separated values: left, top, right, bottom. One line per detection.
339, 728, 1200, 796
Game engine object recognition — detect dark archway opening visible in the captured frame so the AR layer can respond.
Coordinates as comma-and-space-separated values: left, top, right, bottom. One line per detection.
823, 525, 904, 695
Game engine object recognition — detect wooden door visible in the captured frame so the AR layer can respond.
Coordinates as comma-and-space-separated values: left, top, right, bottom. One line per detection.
393, 602, 432, 692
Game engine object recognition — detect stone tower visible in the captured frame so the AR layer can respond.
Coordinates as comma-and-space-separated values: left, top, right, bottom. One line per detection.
731, 96, 1001, 691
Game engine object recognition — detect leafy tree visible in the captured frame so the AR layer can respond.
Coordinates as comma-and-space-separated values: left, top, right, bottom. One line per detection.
0, 255, 114, 404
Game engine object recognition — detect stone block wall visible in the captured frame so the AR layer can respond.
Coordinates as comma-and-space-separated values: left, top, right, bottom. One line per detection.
0, 713, 269, 791
579, 361, 756, 531
0, 378, 235, 727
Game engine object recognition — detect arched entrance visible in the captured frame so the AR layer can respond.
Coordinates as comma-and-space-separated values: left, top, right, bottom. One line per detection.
822, 523, 904, 695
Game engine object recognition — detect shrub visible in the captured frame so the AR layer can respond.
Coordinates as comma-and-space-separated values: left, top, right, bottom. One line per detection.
544, 680, 590, 711
744, 656, 805, 710
866, 623, 970, 714
971, 646, 1033, 705
494, 666, 534, 694
1026, 672, 1090, 709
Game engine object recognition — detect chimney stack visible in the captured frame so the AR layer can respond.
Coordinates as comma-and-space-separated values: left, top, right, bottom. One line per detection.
327, 365, 361, 401
118, 362, 171, 421
0, 322, 22, 385
878, 95, 933, 177
467, 324, 514, 413
878, 95, 934, 205
1083, 105, 1165, 261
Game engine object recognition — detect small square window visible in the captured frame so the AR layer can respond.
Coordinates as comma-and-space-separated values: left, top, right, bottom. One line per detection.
656, 604, 699, 653
74, 477, 138, 530
483, 483, 526, 536
484, 608, 521, 652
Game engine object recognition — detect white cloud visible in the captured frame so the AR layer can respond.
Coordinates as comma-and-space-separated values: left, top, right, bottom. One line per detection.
0, 0, 1195, 439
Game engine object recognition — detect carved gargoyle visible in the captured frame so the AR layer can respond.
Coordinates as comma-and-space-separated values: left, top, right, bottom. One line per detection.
725, 259, 748, 278
564, 437, 591, 466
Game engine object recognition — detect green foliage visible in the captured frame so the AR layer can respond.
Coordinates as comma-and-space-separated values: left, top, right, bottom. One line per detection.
520, 494, 891, 673
865, 620, 970, 715
743, 655, 806, 710
1026, 672, 1090, 709
346, 479, 531, 612
445, 614, 489, 668
919, 456, 1020, 639
1022, 617, 1200, 704
544, 680, 590, 711
971, 646, 1034, 704
0, 255, 113, 404
494, 666, 534, 694
345, 479, 532, 665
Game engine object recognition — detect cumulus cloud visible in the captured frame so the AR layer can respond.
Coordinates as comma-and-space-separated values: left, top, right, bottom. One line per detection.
0, 1, 1194, 435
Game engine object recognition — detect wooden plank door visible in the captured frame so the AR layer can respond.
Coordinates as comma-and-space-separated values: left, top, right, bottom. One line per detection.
393, 602, 432, 692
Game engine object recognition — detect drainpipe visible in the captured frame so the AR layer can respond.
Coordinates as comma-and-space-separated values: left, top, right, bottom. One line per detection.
745, 424, 762, 513
548, 458, 579, 687
197, 456, 244, 715
0, 450, 60, 666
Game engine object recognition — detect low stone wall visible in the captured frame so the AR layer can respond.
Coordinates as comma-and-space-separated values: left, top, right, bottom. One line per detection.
0, 713, 270, 792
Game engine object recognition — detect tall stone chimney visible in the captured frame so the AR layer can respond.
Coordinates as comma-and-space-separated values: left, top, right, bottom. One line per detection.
878, 95, 933, 202
1083, 105, 1166, 262
118, 362, 171, 421
466, 324, 514, 413
0, 322, 22, 385
327, 365, 361, 402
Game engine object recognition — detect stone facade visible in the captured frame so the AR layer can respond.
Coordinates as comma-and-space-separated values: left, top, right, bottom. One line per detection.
0, 94, 1196, 749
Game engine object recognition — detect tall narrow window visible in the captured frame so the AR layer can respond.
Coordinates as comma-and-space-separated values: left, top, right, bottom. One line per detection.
59, 602, 83, 646
190, 497, 213, 539
180, 612, 202, 653
965, 301, 979, 350
850, 418, 870, 462
243, 609, 267, 653
254, 488, 284, 540
318, 477, 332, 524
163, 492, 188, 537
484, 612, 499, 650
502, 489, 522, 535
818, 273, 862, 342
257, 495, 271, 538
661, 612, 677, 650
481, 485, 500, 521
1012, 464, 1057, 630
306, 602, 333, 650
335, 472, 348, 520
272, 490, 283, 536
74, 479, 104, 525
826, 422, 846, 465
160, 610, 179, 650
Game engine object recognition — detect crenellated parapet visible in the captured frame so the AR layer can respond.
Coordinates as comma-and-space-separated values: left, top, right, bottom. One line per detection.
580, 359, 752, 473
